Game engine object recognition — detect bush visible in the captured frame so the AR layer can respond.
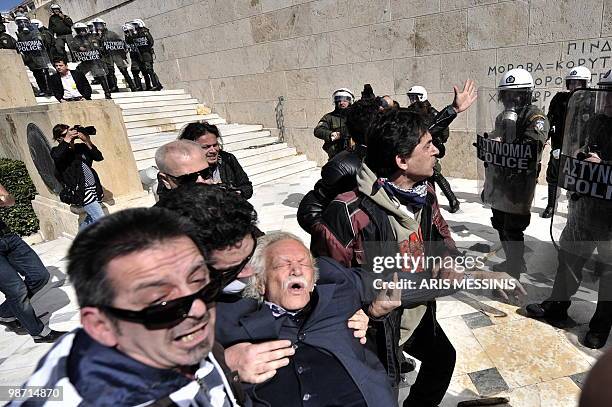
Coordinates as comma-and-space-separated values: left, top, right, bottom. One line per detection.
0, 159, 39, 236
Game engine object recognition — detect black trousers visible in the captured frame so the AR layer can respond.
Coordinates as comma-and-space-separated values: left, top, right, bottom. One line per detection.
30, 68, 50, 93
402, 308, 456, 407
545, 151, 560, 185
491, 208, 532, 278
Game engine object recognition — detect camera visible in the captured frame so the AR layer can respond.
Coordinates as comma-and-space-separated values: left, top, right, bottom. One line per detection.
72, 125, 97, 136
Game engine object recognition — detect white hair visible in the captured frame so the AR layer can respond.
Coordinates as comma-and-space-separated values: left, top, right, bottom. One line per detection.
242, 232, 319, 302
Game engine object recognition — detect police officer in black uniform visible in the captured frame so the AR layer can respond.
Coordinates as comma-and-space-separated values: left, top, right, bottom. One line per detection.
69, 22, 112, 99
122, 23, 143, 91
48, 4, 73, 59
0, 14, 17, 50
541, 66, 592, 218
526, 70, 612, 349
482, 68, 549, 279
92, 18, 137, 92
15, 16, 51, 96
130, 19, 163, 91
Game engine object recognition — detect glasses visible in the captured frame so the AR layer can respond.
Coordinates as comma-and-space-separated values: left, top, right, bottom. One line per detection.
168, 167, 213, 185
209, 233, 257, 287
99, 277, 222, 330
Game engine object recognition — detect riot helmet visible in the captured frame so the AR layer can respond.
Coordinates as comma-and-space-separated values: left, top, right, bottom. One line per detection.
91, 17, 106, 33
122, 23, 136, 35
131, 19, 146, 29
74, 22, 89, 36
86, 20, 95, 33
498, 68, 534, 110
332, 88, 354, 108
565, 66, 591, 91
407, 86, 428, 104
30, 19, 44, 29
595, 70, 612, 117
50, 4, 61, 13
15, 16, 30, 32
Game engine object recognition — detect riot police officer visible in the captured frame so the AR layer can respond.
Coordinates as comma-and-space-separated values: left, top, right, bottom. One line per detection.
92, 18, 137, 92
481, 68, 549, 279
525, 70, 612, 349
408, 85, 460, 213
15, 16, 51, 96
30, 19, 55, 61
541, 66, 592, 218
0, 14, 17, 50
69, 22, 111, 99
122, 23, 143, 91
130, 19, 163, 91
314, 88, 353, 160
47, 4, 73, 58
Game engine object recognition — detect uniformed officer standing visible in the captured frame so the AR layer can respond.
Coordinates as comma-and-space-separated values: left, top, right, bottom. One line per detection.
92, 18, 137, 92
314, 88, 353, 160
69, 22, 111, 99
541, 66, 592, 218
15, 16, 51, 96
122, 23, 143, 91
482, 68, 549, 279
526, 70, 612, 349
0, 15, 17, 50
130, 19, 163, 91
47, 4, 73, 58
30, 19, 55, 61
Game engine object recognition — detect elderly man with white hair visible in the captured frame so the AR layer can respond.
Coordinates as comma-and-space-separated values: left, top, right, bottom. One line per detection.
215, 232, 469, 407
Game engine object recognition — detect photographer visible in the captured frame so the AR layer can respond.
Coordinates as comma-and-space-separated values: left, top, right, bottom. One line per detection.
177, 121, 252, 199
51, 124, 105, 231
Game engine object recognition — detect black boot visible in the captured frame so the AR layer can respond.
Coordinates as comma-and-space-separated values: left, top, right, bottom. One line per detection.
150, 72, 163, 91
98, 76, 112, 99
434, 170, 459, 213
107, 72, 119, 93
132, 71, 143, 91
541, 184, 557, 218
525, 300, 570, 322
143, 72, 152, 91
120, 69, 137, 92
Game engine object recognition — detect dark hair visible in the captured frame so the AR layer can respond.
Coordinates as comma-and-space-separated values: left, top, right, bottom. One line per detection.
365, 108, 428, 178
67, 207, 200, 308
52, 56, 68, 65
155, 183, 258, 254
52, 123, 70, 141
345, 98, 380, 146
179, 121, 222, 146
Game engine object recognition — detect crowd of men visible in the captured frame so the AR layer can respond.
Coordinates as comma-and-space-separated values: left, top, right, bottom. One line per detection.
1, 6, 612, 404
0, 4, 162, 99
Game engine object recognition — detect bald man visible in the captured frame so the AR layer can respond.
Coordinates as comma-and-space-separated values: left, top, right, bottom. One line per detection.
155, 140, 214, 193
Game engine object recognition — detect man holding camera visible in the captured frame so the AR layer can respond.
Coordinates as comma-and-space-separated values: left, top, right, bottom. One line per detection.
51, 124, 105, 231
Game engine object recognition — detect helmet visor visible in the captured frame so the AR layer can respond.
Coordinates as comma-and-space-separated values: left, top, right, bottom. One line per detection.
334, 95, 352, 103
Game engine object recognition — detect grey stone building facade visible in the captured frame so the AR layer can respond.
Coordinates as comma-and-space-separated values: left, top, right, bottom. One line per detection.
50, 0, 612, 173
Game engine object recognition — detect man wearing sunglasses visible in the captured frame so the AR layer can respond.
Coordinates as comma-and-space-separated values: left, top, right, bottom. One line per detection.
156, 140, 215, 195
13, 208, 249, 406
156, 183, 370, 386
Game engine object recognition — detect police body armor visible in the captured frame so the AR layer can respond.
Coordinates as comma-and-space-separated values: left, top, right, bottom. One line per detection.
476, 88, 548, 215
550, 88, 612, 301
101, 30, 128, 64
69, 34, 107, 77
16, 27, 50, 70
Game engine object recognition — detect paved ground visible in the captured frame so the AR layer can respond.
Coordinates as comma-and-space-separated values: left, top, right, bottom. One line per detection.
1, 169, 607, 406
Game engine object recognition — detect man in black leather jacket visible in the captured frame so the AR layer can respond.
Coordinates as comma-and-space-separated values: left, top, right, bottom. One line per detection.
298, 80, 477, 234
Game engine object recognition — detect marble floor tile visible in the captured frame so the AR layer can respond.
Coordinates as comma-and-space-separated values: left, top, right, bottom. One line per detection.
437, 316, 495, 376
468, 367, 509, 396
473, 318, 592, 387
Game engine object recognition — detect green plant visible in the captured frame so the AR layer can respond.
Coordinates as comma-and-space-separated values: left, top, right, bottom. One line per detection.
0, 159, 39, 236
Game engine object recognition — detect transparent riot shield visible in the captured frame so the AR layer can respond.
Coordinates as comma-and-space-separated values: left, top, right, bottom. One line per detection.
15, 24, 50, 70
68, 35, 108, 78
549, 88, 612, 301
475, 87, 542, 215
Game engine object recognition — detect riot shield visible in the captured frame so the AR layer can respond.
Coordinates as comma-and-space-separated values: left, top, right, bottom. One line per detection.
68, 35, 108, 78
549, 88, 612, 301
16, 25, 50, 70
475, 87, 542, 215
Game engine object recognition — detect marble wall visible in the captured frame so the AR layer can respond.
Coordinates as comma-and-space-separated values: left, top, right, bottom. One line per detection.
52, 0, 612, 170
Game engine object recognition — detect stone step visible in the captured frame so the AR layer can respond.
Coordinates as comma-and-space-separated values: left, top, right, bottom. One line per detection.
126, 118, 227, 136
112, 93, 195, 106
123, 111, 217, 123
124, 114, 221, 130
218, 124, 263, 136
231, 142, 289, 159
107, 89, 186, 99
245, 154, 307, 177
250, 159, 317, 186
121, 103, 200, 116
120, 98, 200, 111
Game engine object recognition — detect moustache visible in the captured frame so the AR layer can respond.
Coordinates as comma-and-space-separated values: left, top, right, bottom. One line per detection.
283, 276, 310, 290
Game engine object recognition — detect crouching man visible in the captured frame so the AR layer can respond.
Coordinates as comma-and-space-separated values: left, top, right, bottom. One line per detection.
10, 208, 249, 406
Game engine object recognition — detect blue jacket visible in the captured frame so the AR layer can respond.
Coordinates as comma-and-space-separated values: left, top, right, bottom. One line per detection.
216, 257, 421, 407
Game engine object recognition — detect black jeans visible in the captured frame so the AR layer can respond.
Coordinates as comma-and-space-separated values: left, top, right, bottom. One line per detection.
402, 308, 456, 407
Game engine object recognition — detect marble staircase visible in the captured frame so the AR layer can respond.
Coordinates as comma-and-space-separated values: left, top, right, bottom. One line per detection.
26, 65, 317, 187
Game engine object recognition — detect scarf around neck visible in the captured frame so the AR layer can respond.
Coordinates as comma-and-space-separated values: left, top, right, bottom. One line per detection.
377, 178, 428, 208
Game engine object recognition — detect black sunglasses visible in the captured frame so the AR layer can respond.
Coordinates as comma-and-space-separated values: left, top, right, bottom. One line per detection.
99, 277, 222, 330
168, 167, 213, 185
209, 233, 257, 287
